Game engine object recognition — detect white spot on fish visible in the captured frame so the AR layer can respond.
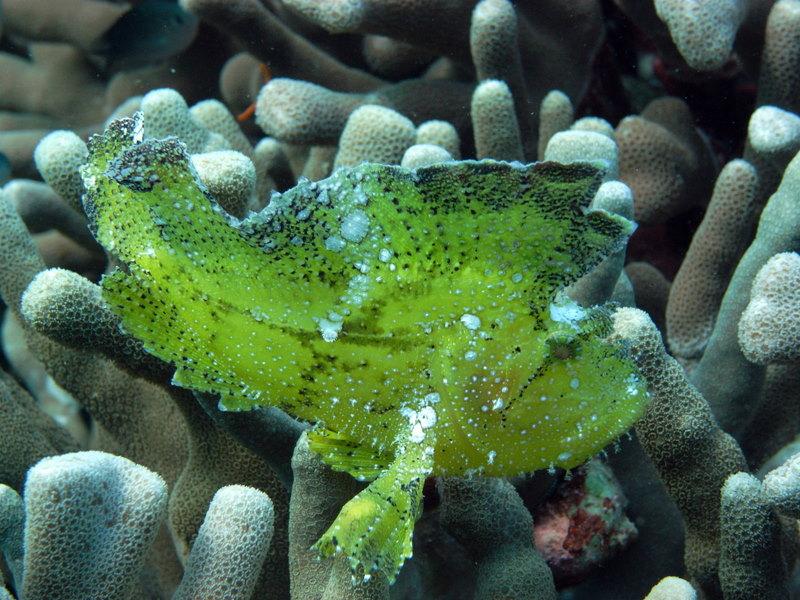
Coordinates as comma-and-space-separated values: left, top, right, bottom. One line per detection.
342, 274, 370, 306
418, 406, 437, 428
423, 392, 441, 404
460, 314, 481, 330
325, 236, 346, 251
549, 300, 586, 329
625, 373, 640, 395
316, 317, 342, 342
341, 210, 369, 242
403, 405, 438, 443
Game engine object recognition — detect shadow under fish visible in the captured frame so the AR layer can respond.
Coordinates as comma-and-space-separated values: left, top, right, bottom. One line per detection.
90, 0, 199, 72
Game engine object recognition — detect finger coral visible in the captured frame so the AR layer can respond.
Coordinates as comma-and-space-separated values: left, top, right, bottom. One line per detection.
1, 1, 800, 598
22, 451, 168, 600
738, 252, 800, 364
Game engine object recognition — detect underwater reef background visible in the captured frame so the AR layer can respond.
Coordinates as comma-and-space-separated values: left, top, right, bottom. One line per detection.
0, 0, 799, 598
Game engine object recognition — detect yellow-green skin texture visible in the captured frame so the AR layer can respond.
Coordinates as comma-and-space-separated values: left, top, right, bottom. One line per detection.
81, 116, 648, 583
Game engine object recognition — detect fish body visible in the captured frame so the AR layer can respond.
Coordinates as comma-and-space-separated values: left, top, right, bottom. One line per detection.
90, 0, 198, 71
82, 115, 649, 582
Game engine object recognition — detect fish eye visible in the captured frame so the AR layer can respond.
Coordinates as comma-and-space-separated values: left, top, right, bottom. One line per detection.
545, 332, 578, 361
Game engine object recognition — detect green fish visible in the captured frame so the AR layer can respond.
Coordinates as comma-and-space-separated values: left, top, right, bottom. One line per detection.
81, 115, 649, 583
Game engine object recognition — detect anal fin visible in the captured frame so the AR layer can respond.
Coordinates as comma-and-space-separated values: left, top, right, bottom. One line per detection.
312, 439, 433, 584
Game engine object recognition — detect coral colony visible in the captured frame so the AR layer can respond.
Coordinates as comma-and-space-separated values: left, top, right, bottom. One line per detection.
0, 1, 799, 599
